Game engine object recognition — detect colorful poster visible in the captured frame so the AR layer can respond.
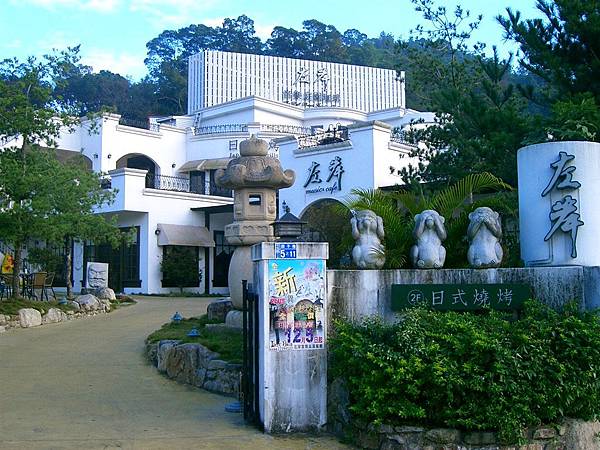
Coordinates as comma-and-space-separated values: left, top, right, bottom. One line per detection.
267, 259, 325, 351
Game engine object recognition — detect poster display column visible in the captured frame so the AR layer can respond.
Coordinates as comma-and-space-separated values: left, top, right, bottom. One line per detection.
251, 241, 328, 433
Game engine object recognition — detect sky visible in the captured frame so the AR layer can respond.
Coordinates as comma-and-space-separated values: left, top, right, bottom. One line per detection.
0, 0, 544, 80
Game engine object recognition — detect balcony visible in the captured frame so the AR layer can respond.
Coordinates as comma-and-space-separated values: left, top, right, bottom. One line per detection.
192, 124, 248, 136
297, 124, 349, 149
118, 117, 160, 132
145, 173, 233, 198
390, 129, 416, 147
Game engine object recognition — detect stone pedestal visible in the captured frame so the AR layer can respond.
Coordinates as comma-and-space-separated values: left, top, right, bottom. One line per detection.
252, 242, 329, 433
228, 246, 253, 309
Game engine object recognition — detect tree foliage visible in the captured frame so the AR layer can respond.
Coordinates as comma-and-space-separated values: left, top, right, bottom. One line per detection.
0, 50, 121, 298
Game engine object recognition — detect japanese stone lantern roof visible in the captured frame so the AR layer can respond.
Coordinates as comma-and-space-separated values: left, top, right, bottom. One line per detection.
215, 135, 295, 189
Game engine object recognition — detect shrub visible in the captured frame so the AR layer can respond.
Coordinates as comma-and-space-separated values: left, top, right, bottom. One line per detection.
330, 301, 600, 443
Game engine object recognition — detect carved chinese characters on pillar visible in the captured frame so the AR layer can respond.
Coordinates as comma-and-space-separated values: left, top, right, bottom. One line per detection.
541, 151, 584, 258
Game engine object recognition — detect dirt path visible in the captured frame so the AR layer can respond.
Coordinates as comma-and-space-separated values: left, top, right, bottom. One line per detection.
0, 297, 350, 449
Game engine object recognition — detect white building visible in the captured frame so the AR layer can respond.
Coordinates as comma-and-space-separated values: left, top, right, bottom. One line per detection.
6, 51, 433, 295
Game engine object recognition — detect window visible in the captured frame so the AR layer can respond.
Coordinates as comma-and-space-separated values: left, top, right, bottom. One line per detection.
83, 226, 140, 291
213, 231, 234, 287
229, 140, 238, 152
190, 170, 205, 194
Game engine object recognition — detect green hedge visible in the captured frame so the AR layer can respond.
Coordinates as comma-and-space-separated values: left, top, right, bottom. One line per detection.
330, 301, 600, 443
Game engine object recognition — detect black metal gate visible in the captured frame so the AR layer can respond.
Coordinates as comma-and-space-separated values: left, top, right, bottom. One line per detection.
242, 280, 262, 429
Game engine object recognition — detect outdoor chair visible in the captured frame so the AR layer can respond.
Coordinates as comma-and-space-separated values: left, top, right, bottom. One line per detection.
43, 272, 56, 301
0, 274, 14, 301
25, 272, 47, 301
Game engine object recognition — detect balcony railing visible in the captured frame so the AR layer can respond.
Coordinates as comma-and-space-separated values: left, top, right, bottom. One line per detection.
260, 124, 313, 135
119, 117, 160, 132
297, 124, 349, 149
192, 124, 248, 136
145, 173, 233, 198
390, 129, 415, 146
146, 173, 190, 192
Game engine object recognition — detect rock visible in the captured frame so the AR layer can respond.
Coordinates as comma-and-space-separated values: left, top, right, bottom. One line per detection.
0, 314, 8, 325
42, 308, 67, 324
165, 343, 196, 383
0, 325, 5, 333
225, 310, 243, 329
145, 342, 158, 366
207, 299, 233, 322
67, 300, 80, 311
74, 294, 101, 311
395, 426, 425, 433
207, 359, 228, 370
563, 419, 600, 450
463, 431, 497, 446
533, 427, 557, 440
156, 340, 180, 373
424, 428, 461, 444
18, 308, 42, 328
93, 287, 116, 301
98, 298, 111, 312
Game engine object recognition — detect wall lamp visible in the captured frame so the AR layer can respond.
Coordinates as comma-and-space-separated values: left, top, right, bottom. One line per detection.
107, 154, 112, 159
155, 229, 161, 235
171, 163, 176, 168
93, 153, 98, 159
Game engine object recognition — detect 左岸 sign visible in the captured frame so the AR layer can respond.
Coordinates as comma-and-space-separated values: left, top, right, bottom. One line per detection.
391, 283, 531, 311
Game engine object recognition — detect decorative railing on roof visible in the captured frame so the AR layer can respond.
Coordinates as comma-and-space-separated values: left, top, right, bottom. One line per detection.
390, 129, 416, 146
118, 117, 160, 132
192, 124, 248, 136
260, 124, 313, 135
297, 124, 349, 149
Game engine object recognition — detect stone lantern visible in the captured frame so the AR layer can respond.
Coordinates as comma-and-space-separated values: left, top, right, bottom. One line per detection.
215, 135, 295, 308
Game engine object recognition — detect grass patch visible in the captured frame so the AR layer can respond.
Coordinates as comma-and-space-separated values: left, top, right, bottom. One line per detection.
111, 298, 137, 310
0, 298, 76, 316
147, 315, 243, 364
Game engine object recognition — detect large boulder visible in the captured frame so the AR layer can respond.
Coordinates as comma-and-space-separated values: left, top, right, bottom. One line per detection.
74, 294, 101, 311
225, 310, 243, 329
97, 298, 111, 312
156, 340, 180, 373
93, 287, 116, 301
18, 308, 42, 328
207, 298, 233, 322
42, 308, 67, 324
0, 314, 9, 326
66, 300, 80, 311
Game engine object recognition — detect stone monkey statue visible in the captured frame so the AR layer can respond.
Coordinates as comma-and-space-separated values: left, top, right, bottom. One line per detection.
467, 207, 503, 268
410, 210, 447, 268
351, 209, 386, 269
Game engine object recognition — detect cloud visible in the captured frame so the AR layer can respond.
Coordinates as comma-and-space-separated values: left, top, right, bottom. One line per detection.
129, 0, 221, 28
18, 0, 120, 12
80, 49, 148, 80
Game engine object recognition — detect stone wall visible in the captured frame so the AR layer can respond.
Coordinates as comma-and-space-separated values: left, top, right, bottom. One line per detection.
328, 379, 600, 450
145, 340, 241, 397
0, 307, 111, 333
327, 267, 600, 325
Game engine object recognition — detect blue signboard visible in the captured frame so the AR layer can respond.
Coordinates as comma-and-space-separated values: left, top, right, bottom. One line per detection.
275, 243, 297, 259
